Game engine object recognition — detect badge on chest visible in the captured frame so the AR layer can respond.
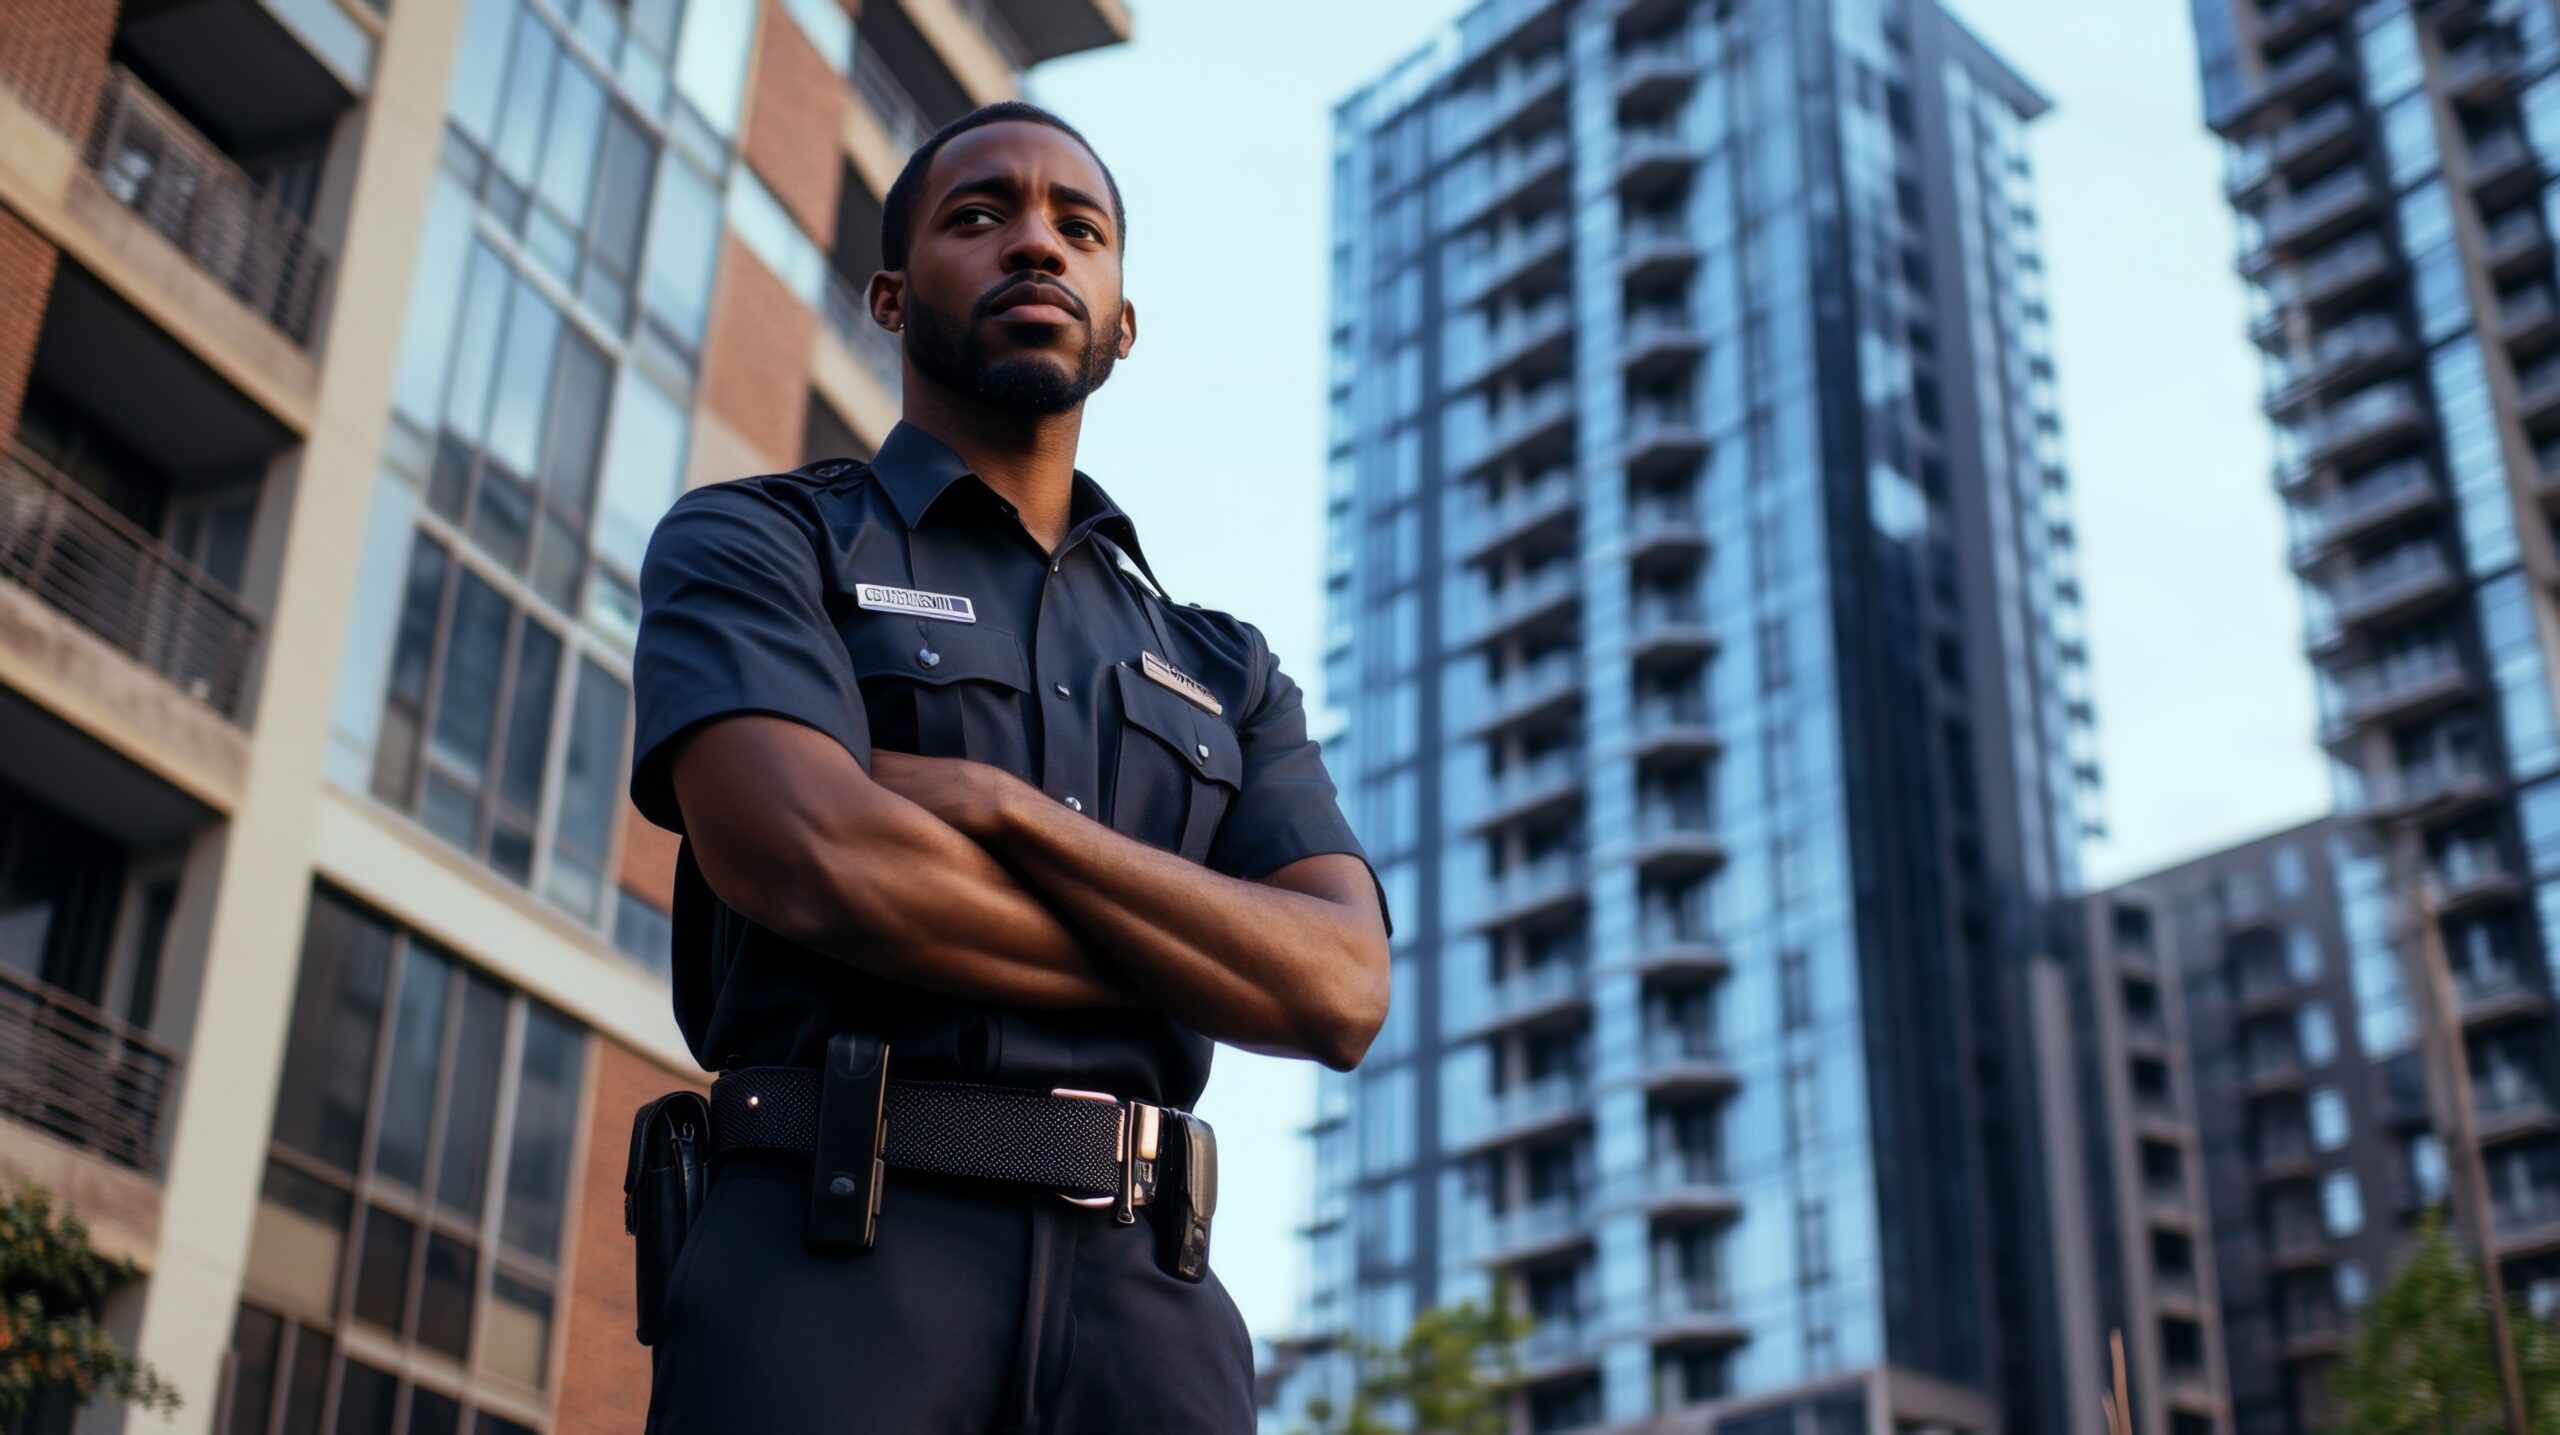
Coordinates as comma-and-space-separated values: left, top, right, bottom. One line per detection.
1141, 651, 1222, 716
856, 583, 976, 623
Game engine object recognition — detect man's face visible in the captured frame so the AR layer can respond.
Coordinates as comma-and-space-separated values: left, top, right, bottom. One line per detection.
891, 122, 1132, 416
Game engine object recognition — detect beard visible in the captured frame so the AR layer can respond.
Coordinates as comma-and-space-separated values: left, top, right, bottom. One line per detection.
904, 283, 1120, 417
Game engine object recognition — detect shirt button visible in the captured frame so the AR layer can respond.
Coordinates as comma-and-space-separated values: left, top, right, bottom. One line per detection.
1195, 743, 1209, 762
1065, 796, 1083, 812
1051, 561, 1062, 574
1053, 682, 1071, 698
917, 647, 940, 669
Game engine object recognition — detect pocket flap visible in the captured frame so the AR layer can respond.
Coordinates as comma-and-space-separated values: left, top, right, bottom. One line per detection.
844, 618, 1030, 691
1115, 662, 1242, 787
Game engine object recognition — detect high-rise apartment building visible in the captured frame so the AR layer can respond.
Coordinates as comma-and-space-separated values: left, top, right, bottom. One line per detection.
2190, 0, 2560, 1406
1298, 0, 2104, 1430
2081, 816, 2453, 1435
0, 1, 1123, 1431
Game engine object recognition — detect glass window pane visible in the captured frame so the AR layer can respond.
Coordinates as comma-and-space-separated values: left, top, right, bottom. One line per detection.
280, 1326, 333, 1435
501, 1005, 585, 1260
373, 943, 454, 1189
408, 1390, 463, 1435
545, 659, 627, 916
484, 1273, 554, 1388
435, 975, 510, 1218
469, 467, 536, 572
429, 570, 513, 791
497, 619, 562, 818
484, 278, 563, 479
532, 55, 606, 226
332, 1358, 398, 1435
595, 365, 688, 577
443, 245, 513, 445
224, 1306, 284, 1435
272, 893, 393, 1172
639, 153, 720, 347
671, 0, 754, 137
448, 0, 519, 145
537, 328, 612, 517
352, 1206, 416, 1333
590, 109, 657, 278
417, 1233, 477, 1361
490, 12, 559, 186
374, 534, 450, 805
390, 174, 481, 430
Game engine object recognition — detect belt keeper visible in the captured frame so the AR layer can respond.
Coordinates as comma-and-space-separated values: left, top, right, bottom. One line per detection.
808, 1034, 890, 1251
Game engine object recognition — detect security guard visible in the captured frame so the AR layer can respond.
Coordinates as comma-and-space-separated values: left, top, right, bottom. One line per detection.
625, 101, 1391, 1433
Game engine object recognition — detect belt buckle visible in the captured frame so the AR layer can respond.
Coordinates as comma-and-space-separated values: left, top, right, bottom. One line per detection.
1050, 1088, 1157, 1225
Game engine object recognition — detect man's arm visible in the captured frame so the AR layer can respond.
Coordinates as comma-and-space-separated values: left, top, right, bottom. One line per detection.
872, 754, 1390, 1071
670, 715, 1131, 1008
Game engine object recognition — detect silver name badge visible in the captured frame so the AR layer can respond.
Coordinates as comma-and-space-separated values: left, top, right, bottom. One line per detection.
1142, 651, 1223, 716
856, 584, 977, 623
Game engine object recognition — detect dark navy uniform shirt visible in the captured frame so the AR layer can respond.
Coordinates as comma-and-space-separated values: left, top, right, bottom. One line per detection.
627, 422, 1377, 1109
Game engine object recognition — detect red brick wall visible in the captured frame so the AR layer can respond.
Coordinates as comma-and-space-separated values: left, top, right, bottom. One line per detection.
0, 0, 118, 138
741, 0, 847, 248
555, 1039, 707, 1435
617, 799, 679, 911
697, 232, 814, 473
0, 207, 61, 441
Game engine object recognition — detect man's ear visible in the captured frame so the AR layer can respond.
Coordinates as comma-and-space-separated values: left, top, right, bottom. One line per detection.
1116, 296, 1138, 359
869, 271, 907, 333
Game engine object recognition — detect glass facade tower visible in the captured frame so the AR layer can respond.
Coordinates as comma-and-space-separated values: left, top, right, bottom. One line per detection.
1303, 0, 2101, 1430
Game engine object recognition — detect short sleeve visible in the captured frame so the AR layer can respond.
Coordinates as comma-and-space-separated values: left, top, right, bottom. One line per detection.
1204, 630, 1392, 935
628, 483, 871, 833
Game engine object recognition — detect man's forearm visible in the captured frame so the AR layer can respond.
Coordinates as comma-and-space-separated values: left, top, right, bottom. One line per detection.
970, 775, 1389, 1070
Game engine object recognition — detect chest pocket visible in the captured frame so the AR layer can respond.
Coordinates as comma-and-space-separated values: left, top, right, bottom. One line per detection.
844, 619, 1030, 762
1109, 661, 1242, 863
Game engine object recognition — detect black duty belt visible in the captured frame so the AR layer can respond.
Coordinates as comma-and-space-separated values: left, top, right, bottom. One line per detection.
710, 1065, 1165, 1206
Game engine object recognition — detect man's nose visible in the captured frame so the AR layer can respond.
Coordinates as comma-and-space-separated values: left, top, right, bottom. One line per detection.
1001, 217, 1070, 275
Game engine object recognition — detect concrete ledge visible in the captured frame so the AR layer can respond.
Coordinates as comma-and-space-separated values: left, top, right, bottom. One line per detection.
0, 576, 250, 813
0, 1117, 164, 1273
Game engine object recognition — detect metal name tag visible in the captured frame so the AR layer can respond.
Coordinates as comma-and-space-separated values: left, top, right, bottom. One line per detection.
855, 583, 977, 623
1141, 651, 1222, 716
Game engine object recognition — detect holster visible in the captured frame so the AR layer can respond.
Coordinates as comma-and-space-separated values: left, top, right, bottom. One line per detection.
623, 1090, 711, 1346
1149, 1110, 1218, 1282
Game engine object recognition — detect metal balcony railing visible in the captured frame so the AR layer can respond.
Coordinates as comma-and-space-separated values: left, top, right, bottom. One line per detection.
1458, 471, 1575, 551
853, 41, 934, 155
2290, 459, 2434, 556
2260, 166, 2375, 250
0, 443, 259, 716
2322, 543, 2452, 623
1650, 1281, 1735, 1323
82, 66, 332, 346
949, 0, 1033, 70
1468, 959, 1584, 1028
2334, 642, 2465, 719
0, 966, 179, 1174
1453, 215, 1572, 301
823, 269, 904, 393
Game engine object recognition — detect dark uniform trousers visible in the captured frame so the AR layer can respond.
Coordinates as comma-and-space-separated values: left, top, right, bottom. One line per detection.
642, 1156, 1256, 1434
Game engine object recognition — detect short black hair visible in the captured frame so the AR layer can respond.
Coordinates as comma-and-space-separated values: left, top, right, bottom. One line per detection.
880, 101, 1126, 271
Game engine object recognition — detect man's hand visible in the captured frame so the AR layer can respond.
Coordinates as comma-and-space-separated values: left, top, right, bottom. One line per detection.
869, 751, 1025, 840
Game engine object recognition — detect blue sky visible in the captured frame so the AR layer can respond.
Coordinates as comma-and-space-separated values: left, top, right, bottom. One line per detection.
1028, 0, 2332, 1343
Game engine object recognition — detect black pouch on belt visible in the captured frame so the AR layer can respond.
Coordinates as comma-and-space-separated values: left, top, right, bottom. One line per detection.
1151, 1110, 1219, 1282
623, 1090, 711, 1346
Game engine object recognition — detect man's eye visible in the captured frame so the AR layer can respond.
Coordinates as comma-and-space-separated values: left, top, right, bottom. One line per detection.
955, 208, 999, 227
1063, 221, 1101, 241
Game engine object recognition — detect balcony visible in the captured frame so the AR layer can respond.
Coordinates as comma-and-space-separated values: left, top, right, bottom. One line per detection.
2257, 0, 2350, 49
2318, 642, 2468, 742
0, 442, 260, 719
2270, 231, 2395, 314
1608, 1149, 1738, 1219
1455, 958, 1589, 1038
2457, 963, 2549, 1027
2350, 752, 2499, 825
1441, 55, 1571, 158
1621, 217, 1699, 287
1471, 852, 1588, 931
2489, 209, 2553, 280
1457, 388, 1578, 478
1633, 905, 1727, 977
2473, 1072, 2559, 1144
2276, 1304, 2345, 1360
0, 965, 178, 1176
1475, 1196, 1591, 1263
1623, 403, 1707, 475
1626, 495, 1707, 562
1518, 1311, 1601, 1375
2431, 840, 2522, 913
1630, 597, 1714, 661
1463, 302, 1577, 391
2252, 1128, 2319, 1182
2264, 317, 2410, 421
1470, 655, 1582, 736
1464, 565, 1580, 648
1638, 1025, 1734, 1095
2466, 127, 2540, 199
1648, 1282, 1744, 1345
1453, 215, 1574, 305
2503, 286, 2560, 349
2255, 166, 2380, 260
1615, 38, 1699, 110
1459, 471, 1577, 561
852, 42, 935, 156
2263, 1213, 2331, 1269
2279, 381, 2428, 484
1467, 754, 1585, 833
2241, 1044, 2308, 1097
2316, 544, 2457, 633
974, 0, 1131, 66
2270, 96, 2361, 175
1616, 124, 1697, 197
1451, 133, 1574, 229
1631, 699, 1717, 760
2287, 459, 2439, 565
1622, 307, 1703, 383
2212, 34, 2350, 135
2445, 37, 2522, 105
1633, 804, 1721, 876
1457, 1074, 1588, 1152
2495, 1193, 2560, 1260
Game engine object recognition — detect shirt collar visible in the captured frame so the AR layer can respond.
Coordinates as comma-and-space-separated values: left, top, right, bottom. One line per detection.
869, 421, 1171, 598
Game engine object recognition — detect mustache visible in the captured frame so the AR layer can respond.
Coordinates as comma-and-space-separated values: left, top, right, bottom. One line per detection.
975, 274, 1089, 322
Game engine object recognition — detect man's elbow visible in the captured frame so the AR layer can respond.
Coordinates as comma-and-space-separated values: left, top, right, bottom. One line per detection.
1306, 935, 1392, 1072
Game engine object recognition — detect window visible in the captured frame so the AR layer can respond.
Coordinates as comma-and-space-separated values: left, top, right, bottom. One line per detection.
2285, 925, 2322, 984
2409, 1132, 2448, 1205
2298, 1002, 2337, 1068
2308, 1085, 2349, 1152
239, 888, 586, 1412
2336, 1260, 2370, 1309
2321, 1169, 2364, 1237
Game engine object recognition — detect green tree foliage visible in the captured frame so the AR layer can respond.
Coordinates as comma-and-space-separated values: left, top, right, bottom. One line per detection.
0, 1186, 178, 1423
1300, 1299, 1534, 1435
2329, 1211, 2560, 1435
